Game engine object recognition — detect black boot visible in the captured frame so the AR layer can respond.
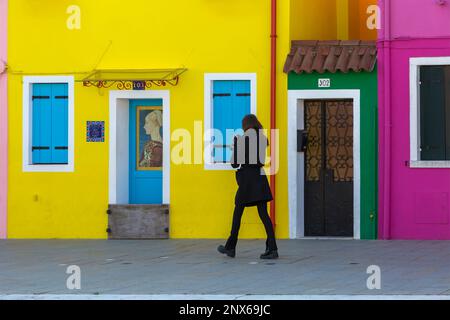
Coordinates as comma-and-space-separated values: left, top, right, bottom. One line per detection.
217, 245, 236, 258
260, 250, 278, 260
261, 248, 270, 256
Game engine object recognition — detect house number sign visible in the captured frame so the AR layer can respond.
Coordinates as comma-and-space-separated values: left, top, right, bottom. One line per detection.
318, 78, 331, 88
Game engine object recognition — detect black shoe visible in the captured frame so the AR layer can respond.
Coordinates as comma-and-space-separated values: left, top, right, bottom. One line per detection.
217, 245, 236, 258
260, 250, 279, 260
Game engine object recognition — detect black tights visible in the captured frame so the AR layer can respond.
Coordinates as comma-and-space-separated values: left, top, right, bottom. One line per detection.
225, 202, 277, 251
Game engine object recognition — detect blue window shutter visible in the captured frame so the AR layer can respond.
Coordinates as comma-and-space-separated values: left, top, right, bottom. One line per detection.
230, 81, 251, 161
51, 83, 69, 164
213, 81, 233, 163
32, 84, 42, 164
212, 80, 251, 163
232, 80, 251, 127
32, 84, 52, 164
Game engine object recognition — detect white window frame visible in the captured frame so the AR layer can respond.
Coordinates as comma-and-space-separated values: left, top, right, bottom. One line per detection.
204, 73, 257, 170
23, 76, 75, 172
410, 57, 450, 168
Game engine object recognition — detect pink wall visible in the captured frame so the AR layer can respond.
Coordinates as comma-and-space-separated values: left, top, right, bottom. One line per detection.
0, 0, 7, 239
390, 0, 450, 39
378, 0, 450, 239
389, 0, 450, 39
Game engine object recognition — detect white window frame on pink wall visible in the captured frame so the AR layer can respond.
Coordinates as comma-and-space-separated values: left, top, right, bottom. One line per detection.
410, 57, 450, 168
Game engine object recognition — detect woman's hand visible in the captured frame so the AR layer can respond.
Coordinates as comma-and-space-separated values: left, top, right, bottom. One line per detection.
231, 135, 242, 169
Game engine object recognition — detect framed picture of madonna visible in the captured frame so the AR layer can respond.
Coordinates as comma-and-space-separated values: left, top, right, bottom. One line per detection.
136, 106, 163, 171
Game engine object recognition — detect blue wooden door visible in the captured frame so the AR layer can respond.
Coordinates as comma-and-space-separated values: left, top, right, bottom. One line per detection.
129, 99, 164, 204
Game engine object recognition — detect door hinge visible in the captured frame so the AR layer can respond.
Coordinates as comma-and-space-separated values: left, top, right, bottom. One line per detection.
32, 146, 50, 151
32, 95, 50, 100
213, 93, 231, 98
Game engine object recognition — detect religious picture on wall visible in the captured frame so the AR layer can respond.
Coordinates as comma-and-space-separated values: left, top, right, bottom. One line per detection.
137, 106, 163, 170
86, 121, 105, 142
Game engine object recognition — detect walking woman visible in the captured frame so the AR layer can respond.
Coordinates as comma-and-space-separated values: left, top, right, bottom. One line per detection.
218, 114, 279, 260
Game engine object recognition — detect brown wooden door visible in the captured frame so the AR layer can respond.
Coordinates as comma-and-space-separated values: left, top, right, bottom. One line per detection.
304, 100, 354, 237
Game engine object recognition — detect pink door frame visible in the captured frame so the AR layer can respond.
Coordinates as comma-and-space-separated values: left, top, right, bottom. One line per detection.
0, 0, 8, 239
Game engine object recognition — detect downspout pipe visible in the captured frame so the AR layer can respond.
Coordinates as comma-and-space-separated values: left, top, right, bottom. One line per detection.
0, 0, 8, 240
381, 0, 391, 239
270, 0, 277, 229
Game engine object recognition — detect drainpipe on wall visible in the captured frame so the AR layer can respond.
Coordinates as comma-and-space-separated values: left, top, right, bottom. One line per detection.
270, 0, 277, 229
0, 0, 8, 240
382, 0, 392, 239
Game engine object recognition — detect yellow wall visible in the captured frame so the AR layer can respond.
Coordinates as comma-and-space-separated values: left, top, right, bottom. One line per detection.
290, 0, 337, 40
358, 0, 378, 41
275, 0, 291, 242
290, 0, 377, 41
348, 0, 378, 40
7, 0, 291, 239
336, 0, 350, 40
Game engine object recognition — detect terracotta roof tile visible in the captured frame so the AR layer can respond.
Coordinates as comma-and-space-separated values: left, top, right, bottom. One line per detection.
283, 40, 377, 74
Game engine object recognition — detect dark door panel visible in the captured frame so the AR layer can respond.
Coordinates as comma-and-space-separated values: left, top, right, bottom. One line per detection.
324, 169, 354, 236
304, 181, 324, 236
304, 101, 324, 236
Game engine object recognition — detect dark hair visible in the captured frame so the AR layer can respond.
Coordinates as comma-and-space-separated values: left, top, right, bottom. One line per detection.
242, 114, 263, 132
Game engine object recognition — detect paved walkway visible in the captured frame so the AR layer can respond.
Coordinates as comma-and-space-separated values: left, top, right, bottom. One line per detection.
1, 240, 450, 297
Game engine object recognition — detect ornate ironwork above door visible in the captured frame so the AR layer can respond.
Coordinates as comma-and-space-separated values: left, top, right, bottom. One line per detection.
305, 101, 322, 182
325, 100, 353, 182
81, 68, 187, 90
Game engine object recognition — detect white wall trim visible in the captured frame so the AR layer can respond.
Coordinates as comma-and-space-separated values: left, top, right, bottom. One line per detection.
109, 90, 170, 205
410, 56, 450, 168
410, 161, 450, 168
204, 73, 257, 171
288, 90, 361, 240
22, 76, 75, 172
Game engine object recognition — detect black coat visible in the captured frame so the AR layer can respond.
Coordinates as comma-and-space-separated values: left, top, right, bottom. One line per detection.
231, 130, 273, 207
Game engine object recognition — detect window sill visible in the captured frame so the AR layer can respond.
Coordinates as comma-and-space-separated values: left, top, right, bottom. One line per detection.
204, 163, 235, 171
410, 161, 450, 168
23, 164, 74, 173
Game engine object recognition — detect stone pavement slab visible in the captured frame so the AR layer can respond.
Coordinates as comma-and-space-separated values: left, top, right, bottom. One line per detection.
0, 240, 450, 297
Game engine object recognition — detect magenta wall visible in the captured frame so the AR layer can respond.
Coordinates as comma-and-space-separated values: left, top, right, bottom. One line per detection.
378, 0, 450, 239
389, 0, 450, 39
0, 0, 7, 239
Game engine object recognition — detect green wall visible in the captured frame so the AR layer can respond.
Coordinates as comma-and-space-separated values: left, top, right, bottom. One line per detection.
288, 68, 378, 239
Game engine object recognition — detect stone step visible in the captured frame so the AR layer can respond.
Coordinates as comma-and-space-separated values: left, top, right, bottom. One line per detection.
107, 204, 169, 240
